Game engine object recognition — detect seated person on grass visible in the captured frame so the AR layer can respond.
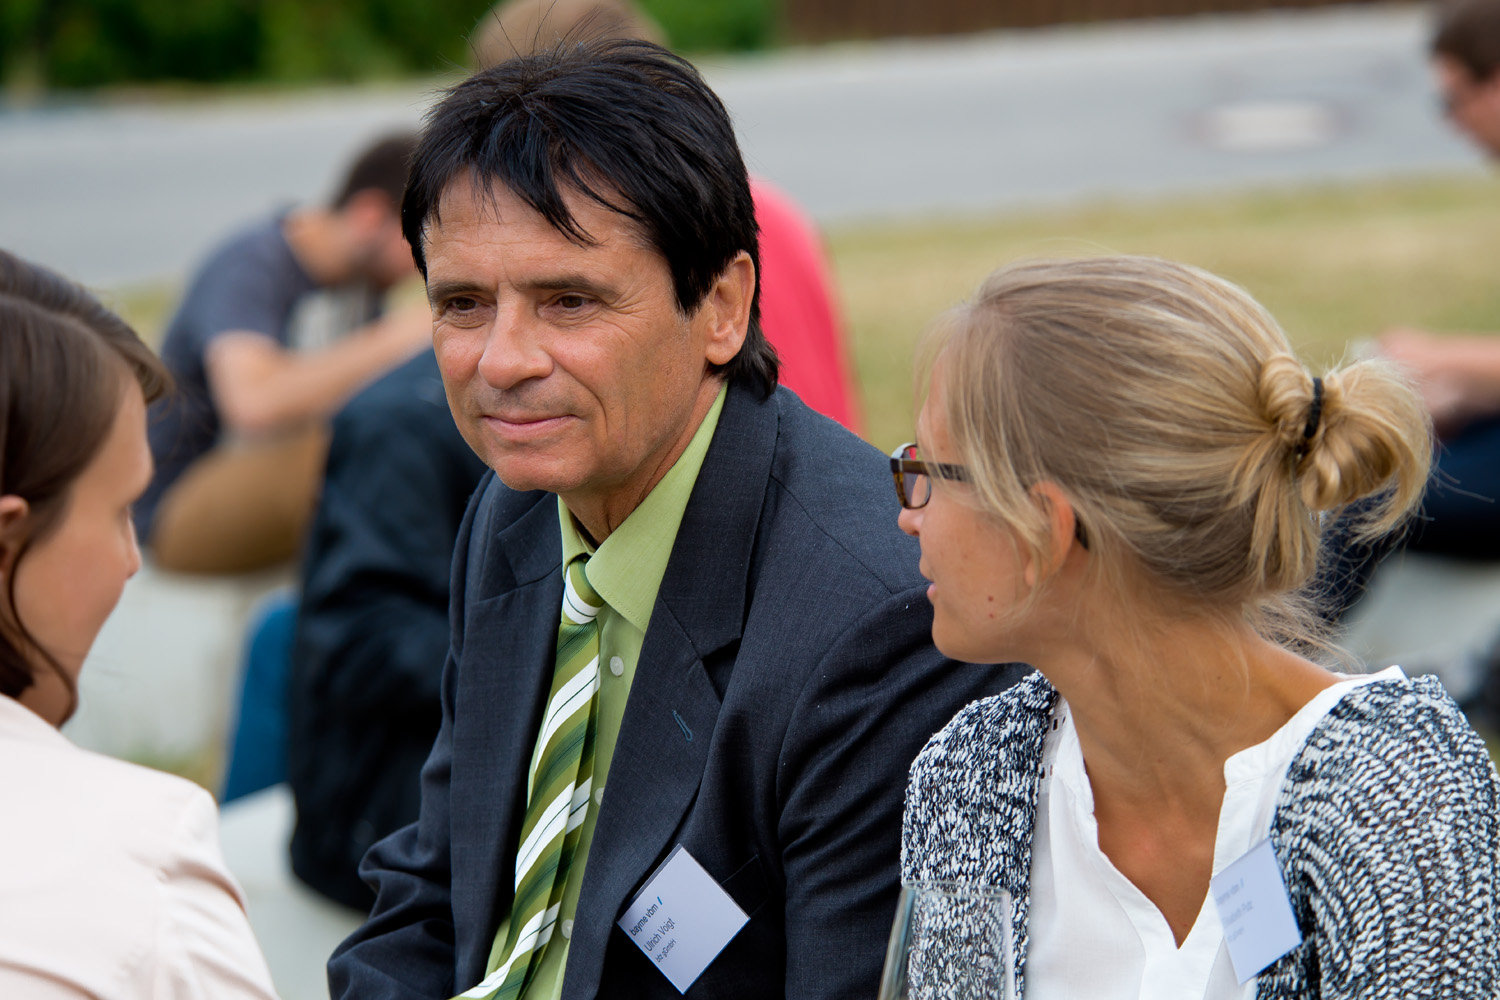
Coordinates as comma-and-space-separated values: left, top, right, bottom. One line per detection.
1366, 0, 1500, 564
1320, 0, 1500, 729
135, 131, 432, 575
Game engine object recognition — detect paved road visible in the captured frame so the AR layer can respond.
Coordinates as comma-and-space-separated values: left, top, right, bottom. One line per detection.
0, 3, 1485, 288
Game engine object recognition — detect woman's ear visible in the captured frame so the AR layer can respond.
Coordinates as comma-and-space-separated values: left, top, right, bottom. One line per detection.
0, 495, 30, 573
1024, 481, 1081, 587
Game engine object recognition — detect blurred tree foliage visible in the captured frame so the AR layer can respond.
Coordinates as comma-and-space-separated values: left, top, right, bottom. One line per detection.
0, 0, 777, 89
640, 0, 775, 53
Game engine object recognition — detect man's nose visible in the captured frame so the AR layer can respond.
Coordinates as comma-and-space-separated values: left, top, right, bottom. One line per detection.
476, 305, 553, 389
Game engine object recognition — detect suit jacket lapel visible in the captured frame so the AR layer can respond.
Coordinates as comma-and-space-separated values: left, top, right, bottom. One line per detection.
451, 493, 564, 982
564, 381, 779, 999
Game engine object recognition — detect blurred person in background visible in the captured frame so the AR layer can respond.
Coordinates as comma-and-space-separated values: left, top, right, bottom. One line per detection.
1365, 0, 1500, 561
281, 0, 862, 912
0, 249, 279, 998
287, 348, 487, 909
470, 0, 667, 67
135, 131, 431, 575
1325, 0, 1500, 726
900, 255, 1499, 999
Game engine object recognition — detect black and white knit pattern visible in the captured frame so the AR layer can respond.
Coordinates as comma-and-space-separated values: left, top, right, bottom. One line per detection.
901, 671, 1500, 999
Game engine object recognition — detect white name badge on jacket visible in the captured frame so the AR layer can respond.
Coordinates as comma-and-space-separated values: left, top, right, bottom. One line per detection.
617, 845, 749, 993
1210, 838, 1303, 984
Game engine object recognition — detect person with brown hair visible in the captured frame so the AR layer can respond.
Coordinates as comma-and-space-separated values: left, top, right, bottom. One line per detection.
1344, 0, 1500, 568
136, 131, 432, 574
1316, 0, 1500, 721
897, 255, 1499, 998
1433, 0, 1500, 158
0, 249, 279, 997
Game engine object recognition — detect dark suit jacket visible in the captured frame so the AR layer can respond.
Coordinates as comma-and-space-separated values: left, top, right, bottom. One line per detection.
329, 381, 1024, 999
288, 349, 488, 909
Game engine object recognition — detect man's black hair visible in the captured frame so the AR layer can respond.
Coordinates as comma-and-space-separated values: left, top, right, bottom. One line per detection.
333, 131, 420, 209
1434, 0, 1500, 82
401, 37, 778, 393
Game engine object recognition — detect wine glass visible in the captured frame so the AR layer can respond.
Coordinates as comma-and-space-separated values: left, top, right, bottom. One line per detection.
877, 880, 1015, 1000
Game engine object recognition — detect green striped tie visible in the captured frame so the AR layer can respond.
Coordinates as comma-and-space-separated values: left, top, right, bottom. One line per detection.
456, 555, 603, 1000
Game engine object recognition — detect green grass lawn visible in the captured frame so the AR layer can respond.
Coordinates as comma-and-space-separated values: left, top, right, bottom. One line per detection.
830, 172, 1500, 451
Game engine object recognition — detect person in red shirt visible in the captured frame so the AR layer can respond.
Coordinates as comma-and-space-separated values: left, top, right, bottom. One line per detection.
750, 176, 863, 433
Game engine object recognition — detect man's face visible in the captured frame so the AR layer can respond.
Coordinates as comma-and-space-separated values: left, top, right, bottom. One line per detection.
1437, 55, 1500, 159
424, 173, 744, 516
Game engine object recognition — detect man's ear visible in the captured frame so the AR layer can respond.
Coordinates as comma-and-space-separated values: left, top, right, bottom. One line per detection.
701, 251, 755, 368
0, 495, 31, 574
1023, 481, 1081, 588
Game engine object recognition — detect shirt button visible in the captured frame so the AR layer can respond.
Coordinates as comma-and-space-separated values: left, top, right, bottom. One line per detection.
609, 656, 625, 677
561, 919, 574, 940
595, 786, 605, 806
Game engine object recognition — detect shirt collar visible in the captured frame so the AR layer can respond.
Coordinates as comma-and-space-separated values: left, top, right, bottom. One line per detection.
559, 384, 727, 633
0, 692, 68, 747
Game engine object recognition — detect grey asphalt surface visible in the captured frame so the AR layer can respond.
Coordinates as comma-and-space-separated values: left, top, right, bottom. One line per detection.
0, 3, 1486, 289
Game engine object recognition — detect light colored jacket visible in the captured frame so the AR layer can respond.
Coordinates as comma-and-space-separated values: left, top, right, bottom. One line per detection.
0, 694, 279, 999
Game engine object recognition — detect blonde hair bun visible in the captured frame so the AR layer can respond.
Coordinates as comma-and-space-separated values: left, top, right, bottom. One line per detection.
930, 254, 1432, 624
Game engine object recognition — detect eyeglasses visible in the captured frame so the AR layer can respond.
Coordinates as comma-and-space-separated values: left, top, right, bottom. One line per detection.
890, 442, 969, 510
888, 441, 1091, 549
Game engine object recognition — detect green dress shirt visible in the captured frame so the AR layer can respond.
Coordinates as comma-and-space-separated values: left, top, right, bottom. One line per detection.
484, 385, 727, 999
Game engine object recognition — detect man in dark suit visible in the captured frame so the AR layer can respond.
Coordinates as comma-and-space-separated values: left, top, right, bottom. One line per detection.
329, 38, 1020, 1000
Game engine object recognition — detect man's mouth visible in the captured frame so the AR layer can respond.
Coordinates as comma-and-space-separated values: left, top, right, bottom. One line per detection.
480, 412, 575, 441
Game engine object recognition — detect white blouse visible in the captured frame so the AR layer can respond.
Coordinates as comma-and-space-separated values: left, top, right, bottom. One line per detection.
0, 694, 279, 999
1025, 666, 1404, 1000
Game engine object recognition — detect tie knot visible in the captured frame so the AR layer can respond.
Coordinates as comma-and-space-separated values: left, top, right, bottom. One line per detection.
561, 555, 604, 626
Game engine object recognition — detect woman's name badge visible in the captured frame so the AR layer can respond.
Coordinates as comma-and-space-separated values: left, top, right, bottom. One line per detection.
1210, 838, 1303, 984
617, 845, 749, 993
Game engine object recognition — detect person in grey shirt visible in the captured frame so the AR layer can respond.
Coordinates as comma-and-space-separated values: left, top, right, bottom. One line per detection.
139, 131, 431, 574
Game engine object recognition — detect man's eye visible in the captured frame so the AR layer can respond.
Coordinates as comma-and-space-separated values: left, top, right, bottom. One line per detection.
446, 296, 478, 313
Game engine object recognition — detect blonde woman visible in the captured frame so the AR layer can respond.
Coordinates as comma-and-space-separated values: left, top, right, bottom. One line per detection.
896, 256, 1499, 999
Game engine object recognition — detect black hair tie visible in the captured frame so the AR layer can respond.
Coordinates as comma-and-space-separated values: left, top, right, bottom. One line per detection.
1301, 376, 1324, 446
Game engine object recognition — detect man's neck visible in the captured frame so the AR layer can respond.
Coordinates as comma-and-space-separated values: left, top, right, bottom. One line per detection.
562, 378, 725, 543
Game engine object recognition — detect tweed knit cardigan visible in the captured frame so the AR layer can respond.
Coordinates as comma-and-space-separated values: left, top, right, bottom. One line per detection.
901, 671, 1500, 999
